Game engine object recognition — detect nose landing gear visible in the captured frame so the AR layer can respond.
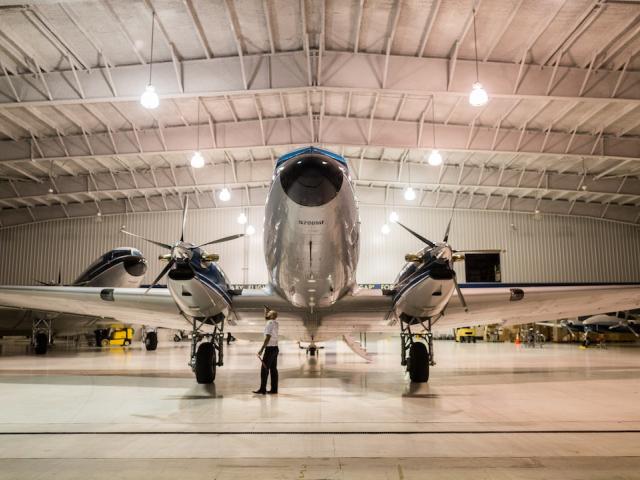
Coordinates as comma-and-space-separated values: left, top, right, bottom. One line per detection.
189, 318, 225, 384
400, 317, 435, 383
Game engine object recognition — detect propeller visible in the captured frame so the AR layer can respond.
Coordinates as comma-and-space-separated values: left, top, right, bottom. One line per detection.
394, 216, 468, 312
394, 221, 436, 248
36, 267, 62, 286
120, 196, 244, 293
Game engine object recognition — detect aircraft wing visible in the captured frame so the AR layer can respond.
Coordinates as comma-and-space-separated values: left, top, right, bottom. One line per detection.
0, 286, 189, 330
435, 284, 640, 330
316, 284, 640, 336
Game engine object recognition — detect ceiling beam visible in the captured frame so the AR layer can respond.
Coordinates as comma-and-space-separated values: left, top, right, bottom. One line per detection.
0, 50, 638, 111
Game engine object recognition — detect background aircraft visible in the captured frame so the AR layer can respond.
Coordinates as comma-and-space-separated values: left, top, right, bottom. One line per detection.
0, 247, 146, 353
0, 147, 639, 383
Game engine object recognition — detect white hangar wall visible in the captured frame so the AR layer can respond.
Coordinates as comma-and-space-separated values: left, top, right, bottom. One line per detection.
0, 206, 638, 286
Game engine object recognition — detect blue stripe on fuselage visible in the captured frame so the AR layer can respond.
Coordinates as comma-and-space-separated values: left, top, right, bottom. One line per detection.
193, 271, 232, 305
275, 146, 348, 169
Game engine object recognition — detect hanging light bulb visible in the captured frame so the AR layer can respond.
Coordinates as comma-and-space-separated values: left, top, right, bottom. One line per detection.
389, 211, 399, 223
47, 187, 54, 194
427, 149, 443, 166
469, 82, 488, 107
237, 212, 247, 225
381, 224, 391, 235
190, 151, 204, 169
140, 12, 159, 109
245, 225, 256, 236
219, 187, 231, 202
404, 187, 416, 201
469, 8, 488, 108
140, 84, 159, 109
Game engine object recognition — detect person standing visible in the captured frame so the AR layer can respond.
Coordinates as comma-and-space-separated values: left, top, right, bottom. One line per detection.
253, 306, 279, 395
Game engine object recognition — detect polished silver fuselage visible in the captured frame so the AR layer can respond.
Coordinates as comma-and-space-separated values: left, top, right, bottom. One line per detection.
264, 158, 360, 310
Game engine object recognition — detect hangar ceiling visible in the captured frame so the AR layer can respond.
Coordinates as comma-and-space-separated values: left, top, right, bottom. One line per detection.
0, 0, 639, 227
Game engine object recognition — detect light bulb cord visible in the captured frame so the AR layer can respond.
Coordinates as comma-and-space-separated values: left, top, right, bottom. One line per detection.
472, 7, 479, 83
148, 11, 155, 86
196, 97, 200, 151
431, 94, 436, 149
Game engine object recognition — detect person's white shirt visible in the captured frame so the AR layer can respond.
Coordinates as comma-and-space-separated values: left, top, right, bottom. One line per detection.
264, 319, 279, 347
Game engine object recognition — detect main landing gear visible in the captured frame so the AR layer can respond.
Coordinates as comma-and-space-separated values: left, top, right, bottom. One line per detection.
32, 316, 53, 355
142, 328, 158, 351
400, 316, 435, 383
189, 318, 225, 384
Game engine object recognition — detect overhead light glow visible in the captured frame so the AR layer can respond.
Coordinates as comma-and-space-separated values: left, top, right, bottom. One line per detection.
218, 187, 231, 202
140, 85, 159, 109
47, 187, 54, 194
404, 187, 416, 201
427, 149, 443, 166
190, 151, 205, 169
381, 224, 391, 235
245, 225, 256, 236
469, 82, 488, 107
237, 212, 247, 225
389, 211, 399, 223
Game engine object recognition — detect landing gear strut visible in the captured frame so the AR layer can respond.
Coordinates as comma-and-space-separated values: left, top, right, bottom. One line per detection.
189, 318, 225, 384
32, 316, 53, 355
400, 317, 435, 383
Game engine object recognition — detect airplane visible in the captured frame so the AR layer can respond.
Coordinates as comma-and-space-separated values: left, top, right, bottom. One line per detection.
551, 313, 639, 346
0, 247, 147, 354
0, 146, 639, 384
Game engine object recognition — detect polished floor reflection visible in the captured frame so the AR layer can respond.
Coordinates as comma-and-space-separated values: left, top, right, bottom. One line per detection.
1, 338, 640, 479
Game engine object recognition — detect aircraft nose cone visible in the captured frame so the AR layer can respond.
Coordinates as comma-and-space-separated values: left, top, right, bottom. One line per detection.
124, 257, 147, 277
279, 154, 344, 206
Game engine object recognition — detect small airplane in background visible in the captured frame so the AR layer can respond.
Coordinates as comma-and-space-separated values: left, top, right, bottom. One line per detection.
1, 147, 640, 385
554, 312, 639, 346
0, 247, 147, 354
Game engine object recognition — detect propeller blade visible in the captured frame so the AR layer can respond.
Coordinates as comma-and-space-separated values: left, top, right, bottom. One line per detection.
145, 259, 175, 294
120, 228, 172, 250
627, 324, 640, 338
195, 233, 245, 249
452, 273, 469, 312
180, 196, 189, 242
443, 215, 453, 243
394, 221, 436, 248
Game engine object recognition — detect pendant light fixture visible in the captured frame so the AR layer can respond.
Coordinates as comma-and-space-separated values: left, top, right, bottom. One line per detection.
427, 95, 443, 166
469, 7, 488, 107
219, 158, 231, 202
140, 11, 160, 109
190, 98, 205, 168
403, 162, 416, 201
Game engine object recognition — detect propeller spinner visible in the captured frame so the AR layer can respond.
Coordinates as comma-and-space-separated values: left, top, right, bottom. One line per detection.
120, 197, 244, 293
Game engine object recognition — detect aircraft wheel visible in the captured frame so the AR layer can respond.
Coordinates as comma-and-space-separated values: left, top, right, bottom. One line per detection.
408, 342, 429, 383
173, 334, 182, 342
145, 332, 158, 351
100, 338, 110, 347
34, 333, 48, 355
195, 342, 216, 384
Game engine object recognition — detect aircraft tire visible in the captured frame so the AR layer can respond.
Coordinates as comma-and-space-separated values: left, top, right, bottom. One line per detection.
408, 342, 429, 383
145, 332, 158, 351
34, 333, 48, 355
195, 342, 216, 384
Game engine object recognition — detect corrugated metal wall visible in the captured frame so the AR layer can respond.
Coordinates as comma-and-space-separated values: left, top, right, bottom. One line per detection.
0, 206, 638, 285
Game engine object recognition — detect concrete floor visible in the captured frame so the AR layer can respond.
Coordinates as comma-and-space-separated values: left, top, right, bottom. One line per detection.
1, 338, 640, 479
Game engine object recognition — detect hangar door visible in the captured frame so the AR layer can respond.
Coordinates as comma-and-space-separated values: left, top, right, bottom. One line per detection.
464, 253, 501, 283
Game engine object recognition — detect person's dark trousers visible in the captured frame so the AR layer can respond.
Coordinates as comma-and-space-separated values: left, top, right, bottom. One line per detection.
259, 346, 279, 392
